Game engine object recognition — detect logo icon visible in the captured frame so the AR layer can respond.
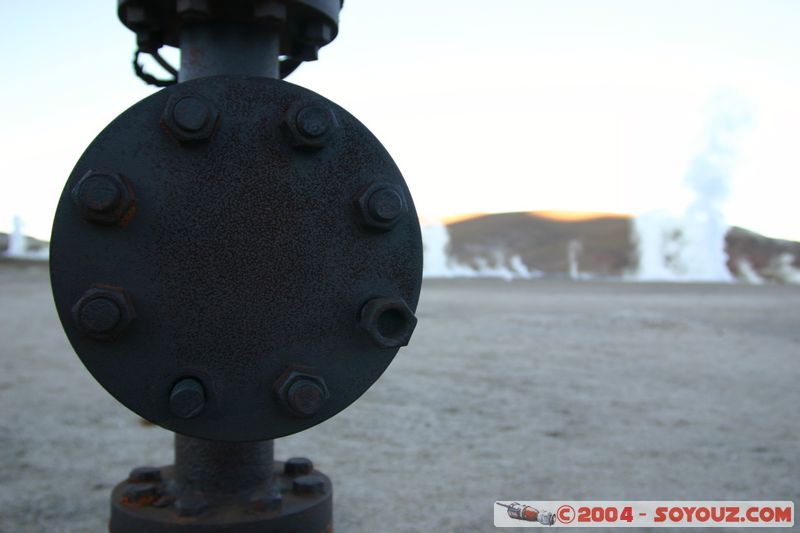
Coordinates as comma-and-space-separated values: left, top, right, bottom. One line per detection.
496, 502, 556, 525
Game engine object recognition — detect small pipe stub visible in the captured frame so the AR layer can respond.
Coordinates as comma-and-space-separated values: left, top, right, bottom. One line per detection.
359, 296, 418, 348
169, 378, 206, 419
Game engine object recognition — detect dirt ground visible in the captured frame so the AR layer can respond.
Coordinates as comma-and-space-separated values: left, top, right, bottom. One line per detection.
0, 264, 797, 532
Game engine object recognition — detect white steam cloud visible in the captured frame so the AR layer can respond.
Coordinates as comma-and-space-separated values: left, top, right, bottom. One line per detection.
422, 222, 540, 280
633, 92, 751, 282
2, 216, 49, 261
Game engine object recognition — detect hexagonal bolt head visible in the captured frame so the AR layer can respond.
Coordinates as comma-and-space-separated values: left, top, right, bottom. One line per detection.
176, 0, 211, 19
124, 5, 152, 28
128, 466, 162, 484
355, 182, 408, 231
284, 457, 314, 476
303, 20, 334, 44
284, 102, 337, 149
253, 0, 286, 22
273, 368, 329, 418
71, 285, 136, 341
161, 94, 219, 144
136, 31, 161, 54
71, 170, 136, 226
169, 378, 206, 419
294, 42, 320, 62
292, 473, 327, 496
359, 297, 418, 348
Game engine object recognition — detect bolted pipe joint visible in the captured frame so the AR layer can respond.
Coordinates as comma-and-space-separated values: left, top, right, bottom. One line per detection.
71, 170, 136, 226
355, 182, 407, 231
284, 101, 338, 150
71, 285, 136, 341
359, 297, 417, 348
273, 367, 330, 418
161, 93, 219, 143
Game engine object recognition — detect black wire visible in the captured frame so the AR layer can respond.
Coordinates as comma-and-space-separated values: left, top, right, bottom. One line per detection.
279, 57, 303, 79
135, 47, 302, 84
150, 50, 179, 78
133, 49, 178, 87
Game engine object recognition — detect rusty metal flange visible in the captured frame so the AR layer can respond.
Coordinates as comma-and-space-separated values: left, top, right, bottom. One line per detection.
50, 75, 422, 441
109, 461, 332, 533
118, 0, 342, 60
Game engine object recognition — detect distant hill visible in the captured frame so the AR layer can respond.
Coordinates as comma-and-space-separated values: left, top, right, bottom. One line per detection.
446, 212, 800, 282
447, 212, 633, 277
5, 218, 800, 282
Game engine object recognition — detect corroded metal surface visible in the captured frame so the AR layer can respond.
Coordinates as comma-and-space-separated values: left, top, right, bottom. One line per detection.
110, 457, 332, 532
50, 75, 422, 442
119, 0, 343, 78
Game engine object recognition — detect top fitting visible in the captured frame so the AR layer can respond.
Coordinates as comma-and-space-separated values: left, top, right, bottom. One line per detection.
118, 0, 343, 79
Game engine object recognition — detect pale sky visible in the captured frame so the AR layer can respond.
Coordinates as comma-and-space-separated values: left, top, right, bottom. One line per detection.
2, 0, 799, 241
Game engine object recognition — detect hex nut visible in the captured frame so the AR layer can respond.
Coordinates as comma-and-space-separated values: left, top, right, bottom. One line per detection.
284, 457, 314, 476
355, 182, 407, 231
71, 285, 136, 341
253, 0, 286, 21
284, 101, 337, 149
292, 474, 327, 496
176, 0, 211, 19
303, 19, 333, 44
273, 368, 329, 418
124, 5, 152, 28
294, 43, 320, 62
71, 170, 136, 226
359, 297, 417, 348
249, 491, 282, 512
128, 466, 162, 484
161, 93, 219, 144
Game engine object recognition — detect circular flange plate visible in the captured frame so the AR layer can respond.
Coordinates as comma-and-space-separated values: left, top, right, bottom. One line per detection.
50, 75, 422, 441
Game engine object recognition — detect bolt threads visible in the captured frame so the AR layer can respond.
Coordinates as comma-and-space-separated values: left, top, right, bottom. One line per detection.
169, 378, 206, 419
356, 183, 407, 230
78, 297, 121, 334
285, 102, 337, 149
71, 285, 135, 341
172, 96, 211, 132
286, 379, 325, 417
70, 171, 135, 225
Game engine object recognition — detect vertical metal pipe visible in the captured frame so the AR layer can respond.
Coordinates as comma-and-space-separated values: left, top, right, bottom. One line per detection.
174, 19, 279, 501
179, 21, 280, 81
174, 435, 274, 495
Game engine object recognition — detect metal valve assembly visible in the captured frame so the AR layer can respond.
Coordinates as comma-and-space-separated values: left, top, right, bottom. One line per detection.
49, 2, 422, 531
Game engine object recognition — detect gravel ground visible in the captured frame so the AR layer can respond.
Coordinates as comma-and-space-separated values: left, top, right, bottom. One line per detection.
0, 264, 798, 532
